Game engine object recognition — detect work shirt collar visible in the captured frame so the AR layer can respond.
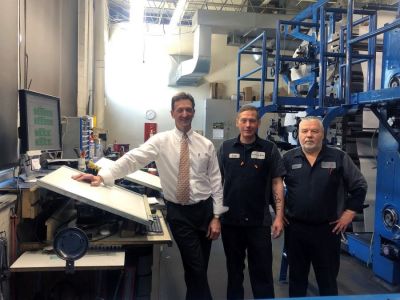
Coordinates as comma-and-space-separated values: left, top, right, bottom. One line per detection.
294, 144, 328, 160
233, 134, 263, 148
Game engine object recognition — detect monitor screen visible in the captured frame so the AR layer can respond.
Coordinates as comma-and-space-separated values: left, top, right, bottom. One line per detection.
19, 90, 62, 154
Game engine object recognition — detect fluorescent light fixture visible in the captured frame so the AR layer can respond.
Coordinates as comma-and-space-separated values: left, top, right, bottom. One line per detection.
169, 0, 187, 27
130, 0, 145, 25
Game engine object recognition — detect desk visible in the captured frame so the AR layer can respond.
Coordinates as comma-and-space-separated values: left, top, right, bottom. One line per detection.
1, 172, 172, 300
10, 251, 125, 272
13, 210, 172, 300
0, 177, 41, 219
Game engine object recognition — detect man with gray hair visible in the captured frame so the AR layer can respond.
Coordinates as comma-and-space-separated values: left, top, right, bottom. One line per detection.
282, 116, 367, 297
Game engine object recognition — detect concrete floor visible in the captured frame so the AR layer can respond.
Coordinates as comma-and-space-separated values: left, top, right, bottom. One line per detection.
159, 234, 398, 299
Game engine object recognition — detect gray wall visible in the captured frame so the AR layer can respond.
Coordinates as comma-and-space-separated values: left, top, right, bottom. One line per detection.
24, 0, 78, 117
0, 0, 19, 169
0, 0, 78, 170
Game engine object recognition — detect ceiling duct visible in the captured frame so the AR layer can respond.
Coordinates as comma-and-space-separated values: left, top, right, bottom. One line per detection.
169, 10, 293, 86
169, 25, 211, 86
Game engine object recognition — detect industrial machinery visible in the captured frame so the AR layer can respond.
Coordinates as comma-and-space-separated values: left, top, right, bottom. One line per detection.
236, 0, 400, 285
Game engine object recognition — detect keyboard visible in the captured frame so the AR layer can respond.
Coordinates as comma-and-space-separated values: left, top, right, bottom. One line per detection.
146, 214, 163, 234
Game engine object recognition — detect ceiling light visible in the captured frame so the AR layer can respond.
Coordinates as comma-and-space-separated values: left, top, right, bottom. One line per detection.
130, 0, 145, 25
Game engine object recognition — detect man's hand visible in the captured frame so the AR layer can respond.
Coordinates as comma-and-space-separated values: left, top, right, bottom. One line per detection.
71, 173, 103, 186
272, 216, 284, 239
206, 217, 221, 240
330, 210, 356, 234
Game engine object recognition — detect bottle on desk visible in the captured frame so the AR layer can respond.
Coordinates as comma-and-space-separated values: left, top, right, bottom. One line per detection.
95, 138, 103, 158
89, 133, 95, 159
78, 150, 86, 171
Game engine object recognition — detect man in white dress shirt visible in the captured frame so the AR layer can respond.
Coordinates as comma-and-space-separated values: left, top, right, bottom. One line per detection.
73, 92, 228, 300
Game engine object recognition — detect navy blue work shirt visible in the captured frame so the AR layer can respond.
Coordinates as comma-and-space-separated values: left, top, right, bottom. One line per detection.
218, 135, 286, 226
283, 145, 367, 224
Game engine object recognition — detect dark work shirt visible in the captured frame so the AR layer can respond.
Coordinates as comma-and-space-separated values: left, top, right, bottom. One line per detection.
283, 145, 367, 224
218, 135, 286, 226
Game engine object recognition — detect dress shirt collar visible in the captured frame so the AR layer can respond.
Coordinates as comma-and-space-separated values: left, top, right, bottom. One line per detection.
174, 127, 193, 142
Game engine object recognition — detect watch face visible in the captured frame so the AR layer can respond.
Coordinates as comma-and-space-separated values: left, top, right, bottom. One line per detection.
146, 109, 156, 120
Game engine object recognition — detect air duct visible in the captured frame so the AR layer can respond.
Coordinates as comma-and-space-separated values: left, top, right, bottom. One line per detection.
169, 25, 211, 86
169, 10, 292, 86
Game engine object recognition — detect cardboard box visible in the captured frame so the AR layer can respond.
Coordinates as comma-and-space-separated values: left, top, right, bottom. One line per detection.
21, 189, 41, 219
210, 82, 224, 99
243, 87, 253, 101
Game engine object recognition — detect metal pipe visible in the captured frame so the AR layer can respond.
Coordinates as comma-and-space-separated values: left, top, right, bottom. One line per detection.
240, 78, 273, 82
279, 56, 319, 63
350, 19, 400, 44
352, 16, 370, 27
238, 32, 266, 53
362, 3, 399, 12
280, 20, 319, 28
352, 58, 370, 65
331, 52, 373, 60
339, 26, 344, 102
238, 66, 263, 80
93, 0, 107, 127
319, 6, 327, 108
260, 32, 266, 107
236, 49, 241, 111
291, 0, 330, 21
325, 52, 345, 58
273, 20, 281, 105
368, 13, 377, 92
340, 16, 370, 33
327, 7, 376, 15
345, 0, 354, 105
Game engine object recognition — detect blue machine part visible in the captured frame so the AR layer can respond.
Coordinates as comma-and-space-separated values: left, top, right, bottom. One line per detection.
346, 232, 373, 265
372, 117, 400, 284
382, 28, 400, 89
237, 0, 400, 286
372, 29, 400, 284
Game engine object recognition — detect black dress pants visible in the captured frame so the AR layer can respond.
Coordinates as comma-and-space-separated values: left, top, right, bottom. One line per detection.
221, 225, 274, 300
286, 221, 341, 297
165, 198, 213, 300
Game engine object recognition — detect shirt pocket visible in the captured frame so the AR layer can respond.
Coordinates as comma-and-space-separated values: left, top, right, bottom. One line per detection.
284, 163, 303, 184
192, 153, 210, 174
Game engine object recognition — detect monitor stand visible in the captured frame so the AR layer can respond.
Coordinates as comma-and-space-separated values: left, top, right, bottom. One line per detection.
20, 151, 46, 182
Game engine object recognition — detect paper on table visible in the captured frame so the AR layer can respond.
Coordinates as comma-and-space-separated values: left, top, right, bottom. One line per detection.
95, 157, 162, 191
147, 197, 160, 205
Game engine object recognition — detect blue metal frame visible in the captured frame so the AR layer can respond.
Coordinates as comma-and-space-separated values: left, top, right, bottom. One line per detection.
237, 0, 400, 285
236, 32, 270, 112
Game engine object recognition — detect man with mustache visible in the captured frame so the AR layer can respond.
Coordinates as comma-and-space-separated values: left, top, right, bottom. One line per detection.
283, 116, 367, 297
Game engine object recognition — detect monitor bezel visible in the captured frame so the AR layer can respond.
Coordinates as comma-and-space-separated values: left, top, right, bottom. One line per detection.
18, 89, 62, 154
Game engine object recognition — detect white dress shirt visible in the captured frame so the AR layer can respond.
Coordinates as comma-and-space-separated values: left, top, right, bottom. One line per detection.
98, 127, 228, 215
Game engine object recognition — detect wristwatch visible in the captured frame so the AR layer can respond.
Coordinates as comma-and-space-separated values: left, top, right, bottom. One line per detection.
214, 214, 220, 219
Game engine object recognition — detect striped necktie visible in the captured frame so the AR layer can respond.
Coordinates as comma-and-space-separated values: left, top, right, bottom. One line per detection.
176, 133, 190, 203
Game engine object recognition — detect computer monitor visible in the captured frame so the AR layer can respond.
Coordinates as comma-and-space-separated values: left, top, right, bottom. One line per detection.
18, 90, 62, 154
